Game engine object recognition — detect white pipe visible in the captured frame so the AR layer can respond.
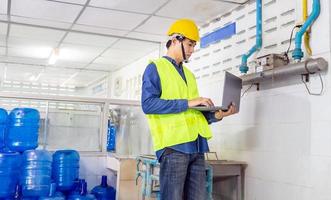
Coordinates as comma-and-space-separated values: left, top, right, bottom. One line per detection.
241, 57, 328, 85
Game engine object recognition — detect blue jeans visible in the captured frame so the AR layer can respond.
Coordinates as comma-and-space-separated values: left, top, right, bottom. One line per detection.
159, 150, 206, 200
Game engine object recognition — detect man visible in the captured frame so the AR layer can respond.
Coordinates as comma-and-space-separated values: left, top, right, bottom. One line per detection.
141, 18, 236, 200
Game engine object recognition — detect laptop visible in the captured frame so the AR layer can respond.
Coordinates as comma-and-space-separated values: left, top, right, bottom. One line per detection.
192, 71, 242, 112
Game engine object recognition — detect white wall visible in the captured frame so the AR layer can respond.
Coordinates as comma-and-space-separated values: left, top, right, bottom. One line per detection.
77, 76, 111, 98
103, 0, 331, 199
196, 0, 331, 199
80, 49, 161, 99
109, 50, 161, 100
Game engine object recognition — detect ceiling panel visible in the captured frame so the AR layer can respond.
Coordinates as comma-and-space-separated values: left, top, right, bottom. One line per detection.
93, 56, 131, 67
7, 36, 57, 60
135, 16, 174, 35
8, 37, 58, 49
77, 7, 149, 30
72, 24, 129, 37
0, 0, 7, 14
101, 48, 142, 60
57, 43, 104, 63
11, 0, 83, 23
63, 32, 118, 47
55, 0, 87, 4
7, 46, 52, 59
0, 22, 7, 35
53, 60, 89, 69
85, 63, 116, 71
98, 47, 155, 69
156, 0, 236, 23
2, 56, 48, 66
126, 31, 166, 42
89, 0, 168, 14
111, 39, 158, 51
10, 24, 66, 41
10, 16, 73, 29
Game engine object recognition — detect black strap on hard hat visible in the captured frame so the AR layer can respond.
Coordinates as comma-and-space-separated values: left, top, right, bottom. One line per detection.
181, 42, 187, 63
175, 35, 188, 63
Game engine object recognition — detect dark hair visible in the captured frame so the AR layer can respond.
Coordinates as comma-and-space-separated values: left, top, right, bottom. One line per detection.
166, 40, 172, 49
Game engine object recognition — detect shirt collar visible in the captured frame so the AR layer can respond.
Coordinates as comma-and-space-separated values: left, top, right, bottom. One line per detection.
163, 56, 183, 69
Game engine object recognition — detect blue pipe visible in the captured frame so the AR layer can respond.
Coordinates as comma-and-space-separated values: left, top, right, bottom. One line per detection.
240, 0, 262, 74
292, 0, 320, 61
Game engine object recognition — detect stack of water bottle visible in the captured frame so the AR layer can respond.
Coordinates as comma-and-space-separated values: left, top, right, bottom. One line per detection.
0, 108, 116, 200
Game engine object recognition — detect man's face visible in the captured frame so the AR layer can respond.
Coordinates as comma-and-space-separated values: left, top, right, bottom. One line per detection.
172, 38, 196, 60
181, 38, 196, 59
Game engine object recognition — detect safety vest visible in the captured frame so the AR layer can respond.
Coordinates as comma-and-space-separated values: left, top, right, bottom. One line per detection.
146, 57, 212, 151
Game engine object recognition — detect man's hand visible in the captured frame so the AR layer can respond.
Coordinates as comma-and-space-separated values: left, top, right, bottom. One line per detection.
188, 97, 214, 108
214, 104, 236, 120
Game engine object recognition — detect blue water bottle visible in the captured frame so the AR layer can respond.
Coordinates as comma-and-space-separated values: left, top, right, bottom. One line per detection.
20, 150, 52, 197
91, 176, 116, 200
68, 179, 96, 200
52, 150, 80, 192
106, 120, 116, 151
6, 108, 40, 152
0, 151, 21, 199
0, 108, 8, 150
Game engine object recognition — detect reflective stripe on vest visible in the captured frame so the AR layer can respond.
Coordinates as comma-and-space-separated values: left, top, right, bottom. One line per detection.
146, 58, 212, 151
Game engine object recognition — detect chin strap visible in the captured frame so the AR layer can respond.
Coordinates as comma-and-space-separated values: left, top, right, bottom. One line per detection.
181, 42, 188, 63
174, 35, 188, 63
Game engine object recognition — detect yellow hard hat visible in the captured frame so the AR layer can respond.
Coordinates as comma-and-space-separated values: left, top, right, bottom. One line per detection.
167, 19, 200, 42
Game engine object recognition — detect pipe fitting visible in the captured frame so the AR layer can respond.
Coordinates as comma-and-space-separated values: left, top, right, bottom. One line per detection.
241, 57, 328, 85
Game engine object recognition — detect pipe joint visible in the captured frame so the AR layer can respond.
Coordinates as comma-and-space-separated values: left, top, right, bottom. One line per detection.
292, 47, 304, 61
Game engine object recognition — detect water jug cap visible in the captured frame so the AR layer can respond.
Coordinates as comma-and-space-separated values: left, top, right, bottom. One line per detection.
101, 175, 108, 187
80, 179, 87, 195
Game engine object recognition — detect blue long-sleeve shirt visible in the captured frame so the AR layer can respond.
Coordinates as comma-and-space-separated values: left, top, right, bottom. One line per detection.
141, 56, 219, 160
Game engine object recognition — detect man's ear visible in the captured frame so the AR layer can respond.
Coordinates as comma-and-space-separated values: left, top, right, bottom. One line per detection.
171, 38, 178, 45
173, 37, 184, 46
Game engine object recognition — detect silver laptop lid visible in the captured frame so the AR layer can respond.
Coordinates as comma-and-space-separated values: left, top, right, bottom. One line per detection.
221, 71, 242, 112
192, 71, 242, 112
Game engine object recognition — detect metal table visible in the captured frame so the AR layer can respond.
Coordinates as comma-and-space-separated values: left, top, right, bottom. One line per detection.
207, 160, 247, 200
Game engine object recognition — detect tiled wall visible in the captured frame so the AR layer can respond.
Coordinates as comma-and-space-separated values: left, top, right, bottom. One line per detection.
196, 0, 331, 199
192, 0, 300, 79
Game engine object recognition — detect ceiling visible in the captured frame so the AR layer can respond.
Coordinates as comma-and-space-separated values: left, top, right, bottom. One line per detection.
0, 0, 247, 88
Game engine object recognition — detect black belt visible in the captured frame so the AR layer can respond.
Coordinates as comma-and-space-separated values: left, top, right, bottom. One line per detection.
164, 148, 177, 155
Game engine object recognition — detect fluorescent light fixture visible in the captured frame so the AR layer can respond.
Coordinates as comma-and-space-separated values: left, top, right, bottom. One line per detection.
48, 48, 60, 65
